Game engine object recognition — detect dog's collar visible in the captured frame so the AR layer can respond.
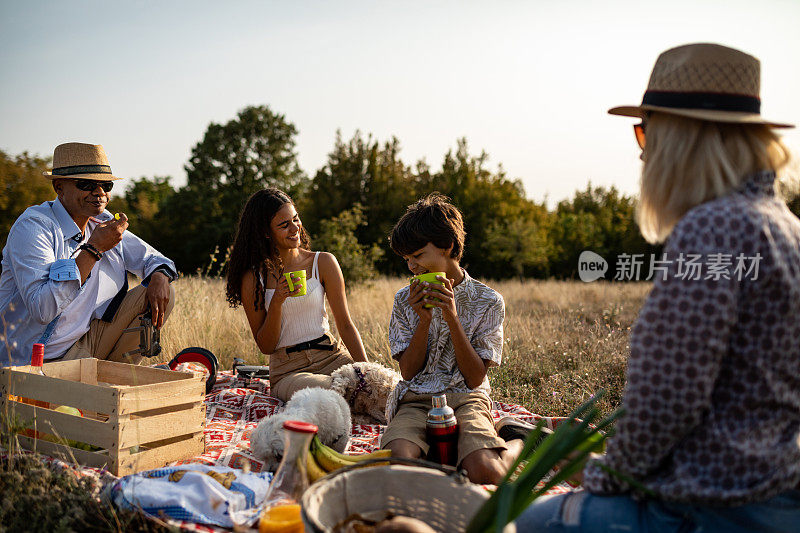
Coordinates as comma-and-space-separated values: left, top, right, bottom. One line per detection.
348, 367, 372, 407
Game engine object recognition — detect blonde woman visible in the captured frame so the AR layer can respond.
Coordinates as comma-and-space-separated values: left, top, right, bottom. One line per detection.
517, 44, 800, 532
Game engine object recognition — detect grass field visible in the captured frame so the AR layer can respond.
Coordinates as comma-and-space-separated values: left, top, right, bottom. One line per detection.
157, 277, 652, 418
2, 277, 650, 531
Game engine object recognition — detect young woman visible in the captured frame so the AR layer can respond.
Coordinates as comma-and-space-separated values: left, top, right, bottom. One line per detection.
516, 43, 800, 532
226, 188, 368, 402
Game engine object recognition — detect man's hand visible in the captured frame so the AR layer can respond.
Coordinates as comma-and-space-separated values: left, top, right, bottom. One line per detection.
87, 213, 128, 252
424, 276, 457, 321
408, 279, 433, 321
146, 271, 171, 329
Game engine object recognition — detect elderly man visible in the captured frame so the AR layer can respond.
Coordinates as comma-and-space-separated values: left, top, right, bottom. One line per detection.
0, 142, 176, 366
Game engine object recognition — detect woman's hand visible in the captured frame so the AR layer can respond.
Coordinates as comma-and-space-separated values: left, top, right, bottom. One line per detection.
423, 276, 457, 321
272, 272, 300, 303
408, 279, 433, 321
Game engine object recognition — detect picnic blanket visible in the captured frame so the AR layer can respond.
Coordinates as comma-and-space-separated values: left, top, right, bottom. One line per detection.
14, 367, 573, 532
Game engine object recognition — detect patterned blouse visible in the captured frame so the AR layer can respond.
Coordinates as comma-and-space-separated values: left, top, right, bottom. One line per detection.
584, 171, 800, 506
385, 270, 505, 421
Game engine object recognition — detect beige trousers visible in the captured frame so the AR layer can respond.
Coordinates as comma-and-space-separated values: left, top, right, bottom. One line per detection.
269, 335, 354, 402
60, 284, 176, 365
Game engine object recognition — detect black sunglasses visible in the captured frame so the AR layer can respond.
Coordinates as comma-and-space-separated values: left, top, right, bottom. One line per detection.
73, 179, 114, 192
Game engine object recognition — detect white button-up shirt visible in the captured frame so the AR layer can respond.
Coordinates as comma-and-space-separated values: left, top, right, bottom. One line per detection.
0, 199, 175, 365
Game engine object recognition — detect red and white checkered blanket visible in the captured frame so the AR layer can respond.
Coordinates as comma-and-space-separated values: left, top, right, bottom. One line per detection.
15, 368, 573, 532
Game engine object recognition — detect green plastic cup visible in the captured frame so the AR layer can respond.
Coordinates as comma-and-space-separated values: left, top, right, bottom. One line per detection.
410, 271, 445, 308
285, 270, 307, 296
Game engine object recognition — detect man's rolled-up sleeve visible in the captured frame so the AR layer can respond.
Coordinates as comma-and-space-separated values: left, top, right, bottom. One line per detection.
7, 218, 82, 324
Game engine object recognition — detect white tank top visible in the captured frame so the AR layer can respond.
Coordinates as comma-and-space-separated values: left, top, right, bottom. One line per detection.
264, 252, 330, 349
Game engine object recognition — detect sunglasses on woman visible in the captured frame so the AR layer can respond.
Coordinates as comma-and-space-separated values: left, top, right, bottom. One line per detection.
72, 179, 114, 192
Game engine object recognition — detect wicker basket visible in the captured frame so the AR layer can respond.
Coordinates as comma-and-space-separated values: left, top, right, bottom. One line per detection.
301, 458, 515, 533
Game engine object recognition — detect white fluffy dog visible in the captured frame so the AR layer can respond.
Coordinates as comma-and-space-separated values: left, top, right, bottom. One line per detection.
250, 387, 351, 470
330, 362, 402, 425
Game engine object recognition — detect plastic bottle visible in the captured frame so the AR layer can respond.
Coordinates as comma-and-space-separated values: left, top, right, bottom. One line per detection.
426, 393, 459, 466
259, 420, 318, 533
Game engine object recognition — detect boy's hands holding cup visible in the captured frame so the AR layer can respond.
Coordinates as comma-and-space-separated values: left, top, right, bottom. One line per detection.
408, 278, 433, 321
422, 275, 457, 320
408, 272, 454, 320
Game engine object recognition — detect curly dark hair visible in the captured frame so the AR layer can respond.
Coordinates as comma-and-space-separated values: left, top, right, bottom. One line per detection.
389, 192, 465, 261
225, 188, 311, 309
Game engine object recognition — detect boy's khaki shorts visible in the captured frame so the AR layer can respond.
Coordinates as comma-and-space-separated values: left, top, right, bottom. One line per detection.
380, 391, 507, 466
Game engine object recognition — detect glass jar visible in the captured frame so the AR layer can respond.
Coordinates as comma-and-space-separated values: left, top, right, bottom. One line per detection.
259, 420, 318, 533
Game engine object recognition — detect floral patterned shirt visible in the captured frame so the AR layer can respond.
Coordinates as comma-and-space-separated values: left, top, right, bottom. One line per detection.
584, 171, 800, 505
385, 270, 505, 421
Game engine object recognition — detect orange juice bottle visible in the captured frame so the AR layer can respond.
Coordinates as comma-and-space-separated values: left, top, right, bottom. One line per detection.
259, 502, 303, 533
258, 420, 318, 533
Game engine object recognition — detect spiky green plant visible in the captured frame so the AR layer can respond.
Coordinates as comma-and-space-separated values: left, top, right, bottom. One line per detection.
467, 391, 622, 533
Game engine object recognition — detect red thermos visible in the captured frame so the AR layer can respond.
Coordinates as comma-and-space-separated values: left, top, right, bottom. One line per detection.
426, 393, 459, 466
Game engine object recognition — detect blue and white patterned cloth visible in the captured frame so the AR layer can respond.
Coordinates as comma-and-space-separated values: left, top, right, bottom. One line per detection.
0, 198, 175, 364
108, 464, 273, 528
385, 270, 505, 421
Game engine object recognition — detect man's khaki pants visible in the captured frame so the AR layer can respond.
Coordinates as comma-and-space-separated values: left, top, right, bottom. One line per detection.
61, 284, 175, 364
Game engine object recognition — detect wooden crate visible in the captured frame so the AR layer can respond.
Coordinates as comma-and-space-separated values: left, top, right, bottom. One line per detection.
1, 358, 205, 476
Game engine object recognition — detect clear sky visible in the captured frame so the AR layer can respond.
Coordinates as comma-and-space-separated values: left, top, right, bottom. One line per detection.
1, 0, 798, 206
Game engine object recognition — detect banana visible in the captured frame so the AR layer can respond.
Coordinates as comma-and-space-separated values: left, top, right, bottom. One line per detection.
311, 435, 392, 473
312, 440, 353, 472
348, 448, 392, 461
306, 450, 328, 483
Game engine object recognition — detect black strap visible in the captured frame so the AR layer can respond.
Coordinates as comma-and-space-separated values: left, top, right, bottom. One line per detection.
642, 90, 760, 113
51, 164, 113, 176
285, 334, 334, 354
79, 243, 103, 261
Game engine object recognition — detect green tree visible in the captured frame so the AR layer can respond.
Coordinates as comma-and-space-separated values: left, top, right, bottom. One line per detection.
484, 213, 551, 280
422, 139, 540, 277
312, 204, 384, 285
548, 184, 658, 279
1, 150, 54, 247
158, 105, 307, 273
306, 131, 417, 273
107, 176, 175, 249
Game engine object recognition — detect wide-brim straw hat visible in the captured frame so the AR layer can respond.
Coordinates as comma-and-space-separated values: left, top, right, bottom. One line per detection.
609, 43, 794, 129
43, 142, 124, 181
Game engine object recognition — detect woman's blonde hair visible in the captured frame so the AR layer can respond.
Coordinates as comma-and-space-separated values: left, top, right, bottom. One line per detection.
637, 113, 792, 243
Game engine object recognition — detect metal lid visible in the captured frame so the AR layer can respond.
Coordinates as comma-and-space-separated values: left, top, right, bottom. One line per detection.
427, 394, 455, 423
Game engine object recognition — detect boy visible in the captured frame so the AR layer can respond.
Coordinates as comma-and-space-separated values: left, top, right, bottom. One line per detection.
380, 193, 524, 484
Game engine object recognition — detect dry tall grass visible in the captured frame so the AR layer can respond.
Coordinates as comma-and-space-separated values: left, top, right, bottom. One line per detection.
157, 277, 651, 417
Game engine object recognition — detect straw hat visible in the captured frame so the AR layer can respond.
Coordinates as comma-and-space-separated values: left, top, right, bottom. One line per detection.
609, 43, 794, 128
43, 142, 124, 181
